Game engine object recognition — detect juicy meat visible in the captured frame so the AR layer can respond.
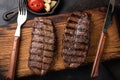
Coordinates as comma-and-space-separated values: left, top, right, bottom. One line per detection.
62, 12, 90, 68
29, 17, 55, 75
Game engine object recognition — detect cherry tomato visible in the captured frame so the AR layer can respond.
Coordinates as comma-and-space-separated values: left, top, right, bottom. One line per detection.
28, 0, 44, 12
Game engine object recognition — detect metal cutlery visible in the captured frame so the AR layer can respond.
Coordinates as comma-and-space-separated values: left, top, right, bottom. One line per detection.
6, 0, 27, 80
91, 0, 115, 78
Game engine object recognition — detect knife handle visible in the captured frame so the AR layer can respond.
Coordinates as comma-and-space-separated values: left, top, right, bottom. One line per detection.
91, 32, 106, 78
6, 36, 20, 80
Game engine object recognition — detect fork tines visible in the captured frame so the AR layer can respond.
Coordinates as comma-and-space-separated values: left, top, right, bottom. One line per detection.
18, 0, 27, 15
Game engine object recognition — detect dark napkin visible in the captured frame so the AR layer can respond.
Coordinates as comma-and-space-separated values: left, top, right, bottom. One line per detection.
0, 0, 120, 26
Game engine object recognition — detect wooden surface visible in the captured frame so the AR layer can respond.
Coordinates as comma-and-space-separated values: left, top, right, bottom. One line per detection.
0, 8, 120, 77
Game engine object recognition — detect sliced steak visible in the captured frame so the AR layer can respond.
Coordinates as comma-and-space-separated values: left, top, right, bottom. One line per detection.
62, 12, 90, 68
29, 17, 55, 75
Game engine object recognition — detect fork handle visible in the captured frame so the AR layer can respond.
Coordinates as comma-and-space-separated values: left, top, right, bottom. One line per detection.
6, 36, 20, 80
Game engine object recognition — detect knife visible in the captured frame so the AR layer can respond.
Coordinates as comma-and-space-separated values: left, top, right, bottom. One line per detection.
91, 0, 115, 78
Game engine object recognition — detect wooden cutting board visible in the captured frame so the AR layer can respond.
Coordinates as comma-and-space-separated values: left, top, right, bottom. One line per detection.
0, 7, 120, 77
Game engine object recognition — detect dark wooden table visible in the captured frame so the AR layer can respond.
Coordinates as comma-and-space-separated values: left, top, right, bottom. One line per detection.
0, 0, 120, 80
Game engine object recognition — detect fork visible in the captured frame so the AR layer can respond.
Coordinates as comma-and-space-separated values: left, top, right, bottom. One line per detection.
6, 0, 27, 80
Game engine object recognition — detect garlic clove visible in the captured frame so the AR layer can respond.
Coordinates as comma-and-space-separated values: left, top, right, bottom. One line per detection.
44, 3, 51, 12
50, 1, 57, 8
43, 0, 51, 4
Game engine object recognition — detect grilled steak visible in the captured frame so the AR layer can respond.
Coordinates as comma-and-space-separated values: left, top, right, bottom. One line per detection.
62, 12, 90, 68
29, 17, 55, 75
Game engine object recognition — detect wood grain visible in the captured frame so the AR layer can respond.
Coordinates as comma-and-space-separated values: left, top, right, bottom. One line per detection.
0, 8, 120, 77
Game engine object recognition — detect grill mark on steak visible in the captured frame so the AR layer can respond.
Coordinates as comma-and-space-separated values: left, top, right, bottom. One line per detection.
71, 12, 81, 18
65, 32, 89, 39
33, 28, 54, 36
68, 19, 78, 24
31, 47, 54, 52
30, 53, 53, 58
63, 53, 85, 58
33, 27, 53, 33
29, 17, 55, 75
64, 36, 89, 44
68, 15, 79, 23
32, 35, 55, 44
29, 62, 50, 70
66, 22, 77, 30
29, 58, 52, 64
76, 34, 89, 40
29, 54, 42, 60
31, 42, 54, 50
33, 19, 52, 27
64, 57, 84, 63
31, 42, 43, 48
63, 46, 87, 51
63, 44, 87, 51
31, 40, 54, 45
66, 25, 89, 32
65, 32, 74, 37
30, 48, 42, 54
33, 25, 53, 31
38, 21, 53, 26
29, 61, 42, 68
32, 34, 54, 39
77, 27, 89, 32
64, 40, 88, 45
66, 26, 75, 30
62, 12, 90, 68
65, 33, 89, 39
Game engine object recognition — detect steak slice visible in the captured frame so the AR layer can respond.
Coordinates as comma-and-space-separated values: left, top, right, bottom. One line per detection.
62, 12, 90, 68
29, 17, 55, 75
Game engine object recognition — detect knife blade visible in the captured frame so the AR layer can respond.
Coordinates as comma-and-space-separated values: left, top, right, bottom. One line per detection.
91, 0, 115, 78
103, 0, 115, 33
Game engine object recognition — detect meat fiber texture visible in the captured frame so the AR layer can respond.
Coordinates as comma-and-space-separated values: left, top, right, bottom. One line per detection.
28, 12, 90, 75
29, 17, 56, 75
62, 12, 90, 68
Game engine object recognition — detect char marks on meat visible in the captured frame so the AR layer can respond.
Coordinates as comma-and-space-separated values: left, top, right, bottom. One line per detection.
62, 12, 90, 68
29, 17, 55, 75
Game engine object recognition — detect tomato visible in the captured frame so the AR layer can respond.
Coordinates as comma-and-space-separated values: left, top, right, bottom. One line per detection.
28, 0, 44, 12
